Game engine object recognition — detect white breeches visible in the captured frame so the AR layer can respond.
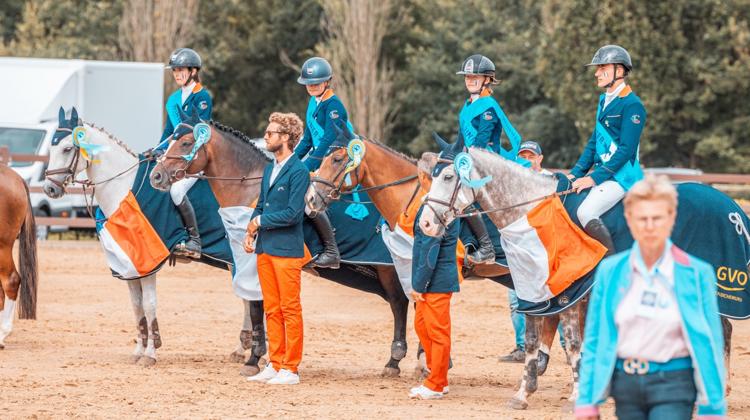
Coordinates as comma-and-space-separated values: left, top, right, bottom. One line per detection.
170, 176, 198, 205
576, 180, 625, 226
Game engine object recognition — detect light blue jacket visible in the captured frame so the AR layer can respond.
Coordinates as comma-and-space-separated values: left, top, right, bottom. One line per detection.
575, 243, 726, 419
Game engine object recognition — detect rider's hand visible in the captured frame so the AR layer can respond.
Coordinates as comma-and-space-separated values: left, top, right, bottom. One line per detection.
243, 232, 256, 253
411, 291, 425, 302
572, 176, 596, 193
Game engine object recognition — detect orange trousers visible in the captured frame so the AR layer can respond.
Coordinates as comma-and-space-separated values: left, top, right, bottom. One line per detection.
414, 293, 453, 392
257, 253, 305, 373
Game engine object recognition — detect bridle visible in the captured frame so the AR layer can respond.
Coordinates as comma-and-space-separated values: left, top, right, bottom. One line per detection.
43, 127, 85, 190
422, 158, 477, 228
157, 122, 207, 183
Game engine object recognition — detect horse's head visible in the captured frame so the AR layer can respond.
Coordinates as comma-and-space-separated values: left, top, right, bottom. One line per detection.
150, 106, 211, 191
43, 107, 87, 198
305, 124, 363, 215
418, 132, 477, 237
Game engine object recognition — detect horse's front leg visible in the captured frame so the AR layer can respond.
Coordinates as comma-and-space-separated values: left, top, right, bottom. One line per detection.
230, 299, 253, 363
138, 274, 159, 367
376, 266, 409, 378
560, 301, 584, 407
0, 259, 19, 349
126, 279, 146, 363
240, 299, 266, 377
722, 316, 732, 396
509, 314, 542, 410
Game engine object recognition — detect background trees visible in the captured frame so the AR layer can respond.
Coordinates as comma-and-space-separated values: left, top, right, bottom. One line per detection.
2, 0, 748, 172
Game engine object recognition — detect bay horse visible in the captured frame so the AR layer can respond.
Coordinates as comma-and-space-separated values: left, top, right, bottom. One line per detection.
418, 141, 746, 408
148, 110, 410, 377
0, 165, 38, 348
305, 133, 566, 377
42, 108, 260, 371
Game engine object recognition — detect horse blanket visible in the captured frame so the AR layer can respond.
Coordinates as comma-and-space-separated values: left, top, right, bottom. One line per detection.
515, 175, 750, 318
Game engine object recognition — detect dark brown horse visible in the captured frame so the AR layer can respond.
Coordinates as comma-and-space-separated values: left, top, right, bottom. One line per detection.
0, 165, 39, 348
149, 113, 410, 377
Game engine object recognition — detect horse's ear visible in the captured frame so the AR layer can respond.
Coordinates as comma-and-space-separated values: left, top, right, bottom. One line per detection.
190, 105, 199, 120
178, 105, 189, 122
70, 107, 79, 126
58, 107, 65, 125
344, 123, 356, 140
454, 130, 466, 152
431, 132, 450, 151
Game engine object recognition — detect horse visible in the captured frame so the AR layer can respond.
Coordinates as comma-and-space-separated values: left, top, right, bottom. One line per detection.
417, 140, 747, 408
0, 165, 38, 348
148, 109, 411, 377
42, 107, 260, 371
305, 132, 567, 376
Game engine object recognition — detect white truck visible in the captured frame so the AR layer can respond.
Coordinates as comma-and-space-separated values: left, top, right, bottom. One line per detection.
0, 58, 164, 237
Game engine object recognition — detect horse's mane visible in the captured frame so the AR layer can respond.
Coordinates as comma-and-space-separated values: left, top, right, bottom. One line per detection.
362, 137, 417, 165
471, 148, 558, 193
84, 122, 137, 157
210, 120, 272, 163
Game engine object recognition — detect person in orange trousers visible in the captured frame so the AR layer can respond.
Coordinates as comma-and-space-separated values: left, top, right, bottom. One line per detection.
409, 205, 460, 399
244, 112, 310, 385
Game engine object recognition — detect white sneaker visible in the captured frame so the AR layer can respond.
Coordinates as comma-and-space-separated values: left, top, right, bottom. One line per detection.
266, 368, 300, 385
246, 363, 278, 383
442, 386, 450, 395
408, 385, 444, 400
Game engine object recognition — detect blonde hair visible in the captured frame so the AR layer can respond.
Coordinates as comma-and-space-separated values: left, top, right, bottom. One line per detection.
269, 112, 304, 149
623, 173, 678, 211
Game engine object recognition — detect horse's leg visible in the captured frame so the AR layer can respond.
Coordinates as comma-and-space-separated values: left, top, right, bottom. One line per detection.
0, 248, 19, 349
137, 274, 159, 367
537, 314, 560, 375
240, 299, 266, 377
126, 279, 146, 363
509, 314, 542, 410
376, 266, 409, 377
560, 301, 585, 407
230, 299, 252, 363
722, 316, 732, 396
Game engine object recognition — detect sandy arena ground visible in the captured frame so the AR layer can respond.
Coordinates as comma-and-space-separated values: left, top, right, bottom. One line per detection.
2, 240, 750, 419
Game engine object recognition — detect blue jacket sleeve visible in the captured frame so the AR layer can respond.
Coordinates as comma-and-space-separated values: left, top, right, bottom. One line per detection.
259, 167, 310, 229
472, 108, 499, 149
295, 125, 313, 161
570, 132, 597, 179
590, 102, 646, 185
576, 260, 609, 412
696, 261, 727, 417
411, 230, 442, 293
303, 102, 348, 171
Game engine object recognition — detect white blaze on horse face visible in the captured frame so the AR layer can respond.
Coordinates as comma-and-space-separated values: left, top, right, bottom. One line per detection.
419, 164, 473, 236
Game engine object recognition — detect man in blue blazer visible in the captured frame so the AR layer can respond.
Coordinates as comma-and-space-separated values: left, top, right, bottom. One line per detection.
244, 112, 310, 386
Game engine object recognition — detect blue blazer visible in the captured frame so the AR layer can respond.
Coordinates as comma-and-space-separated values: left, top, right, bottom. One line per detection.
250, 154, 310, 258
576, 243, 726, 418
158, 84, 213, 148
570, 87, 646, 186
294, 93, 350, 171
411, 206, 460, 294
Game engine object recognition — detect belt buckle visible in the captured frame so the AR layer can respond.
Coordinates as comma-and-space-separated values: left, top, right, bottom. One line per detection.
623, 358, 649, 375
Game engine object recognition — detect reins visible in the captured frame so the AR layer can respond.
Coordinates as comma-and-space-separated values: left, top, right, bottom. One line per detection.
457, 188, 576, 218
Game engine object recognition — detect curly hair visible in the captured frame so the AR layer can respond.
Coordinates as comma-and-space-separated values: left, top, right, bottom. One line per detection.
269, 112, 304, 149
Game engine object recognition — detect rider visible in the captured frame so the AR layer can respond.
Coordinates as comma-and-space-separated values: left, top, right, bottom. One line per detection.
156, 47, 213, 258
568, 45, 646, 255
294, 57, 350, 269
454, 54, 511, 264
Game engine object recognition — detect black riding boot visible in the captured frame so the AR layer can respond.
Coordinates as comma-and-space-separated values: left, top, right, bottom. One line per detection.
176, 197, 202, 258
584, 218, 615, 256
309, 211, 340, 269
465, 214, 496, 264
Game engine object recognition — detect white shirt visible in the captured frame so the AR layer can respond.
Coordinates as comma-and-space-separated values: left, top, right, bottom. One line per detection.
615, 245, 690, 362
181, 81, 196, 105
254, 154, 293, 227
603, 82, 627, 110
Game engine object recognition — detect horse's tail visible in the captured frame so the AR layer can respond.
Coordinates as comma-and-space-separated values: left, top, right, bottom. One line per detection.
17, 183, 38, 320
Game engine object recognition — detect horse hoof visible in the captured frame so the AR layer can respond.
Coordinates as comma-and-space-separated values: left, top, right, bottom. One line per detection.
240, 364, 260, 377
507, 397, 528, 410
381, 367, 400, 378
137, 356, 157, 367
229, 351, 245, 363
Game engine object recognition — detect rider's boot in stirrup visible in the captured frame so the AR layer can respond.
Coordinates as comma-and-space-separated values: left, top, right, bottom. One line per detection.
309, 211, 340, 269
584, 218, 615, 256
176, 196, 202, 258
465, 214, 496, 264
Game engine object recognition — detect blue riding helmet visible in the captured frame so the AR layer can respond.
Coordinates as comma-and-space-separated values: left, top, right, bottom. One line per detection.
297, 57, 333, 85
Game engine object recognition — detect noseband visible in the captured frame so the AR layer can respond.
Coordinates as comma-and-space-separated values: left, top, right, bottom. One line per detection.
309, 147, 361, 207
422, 159, 476, 228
